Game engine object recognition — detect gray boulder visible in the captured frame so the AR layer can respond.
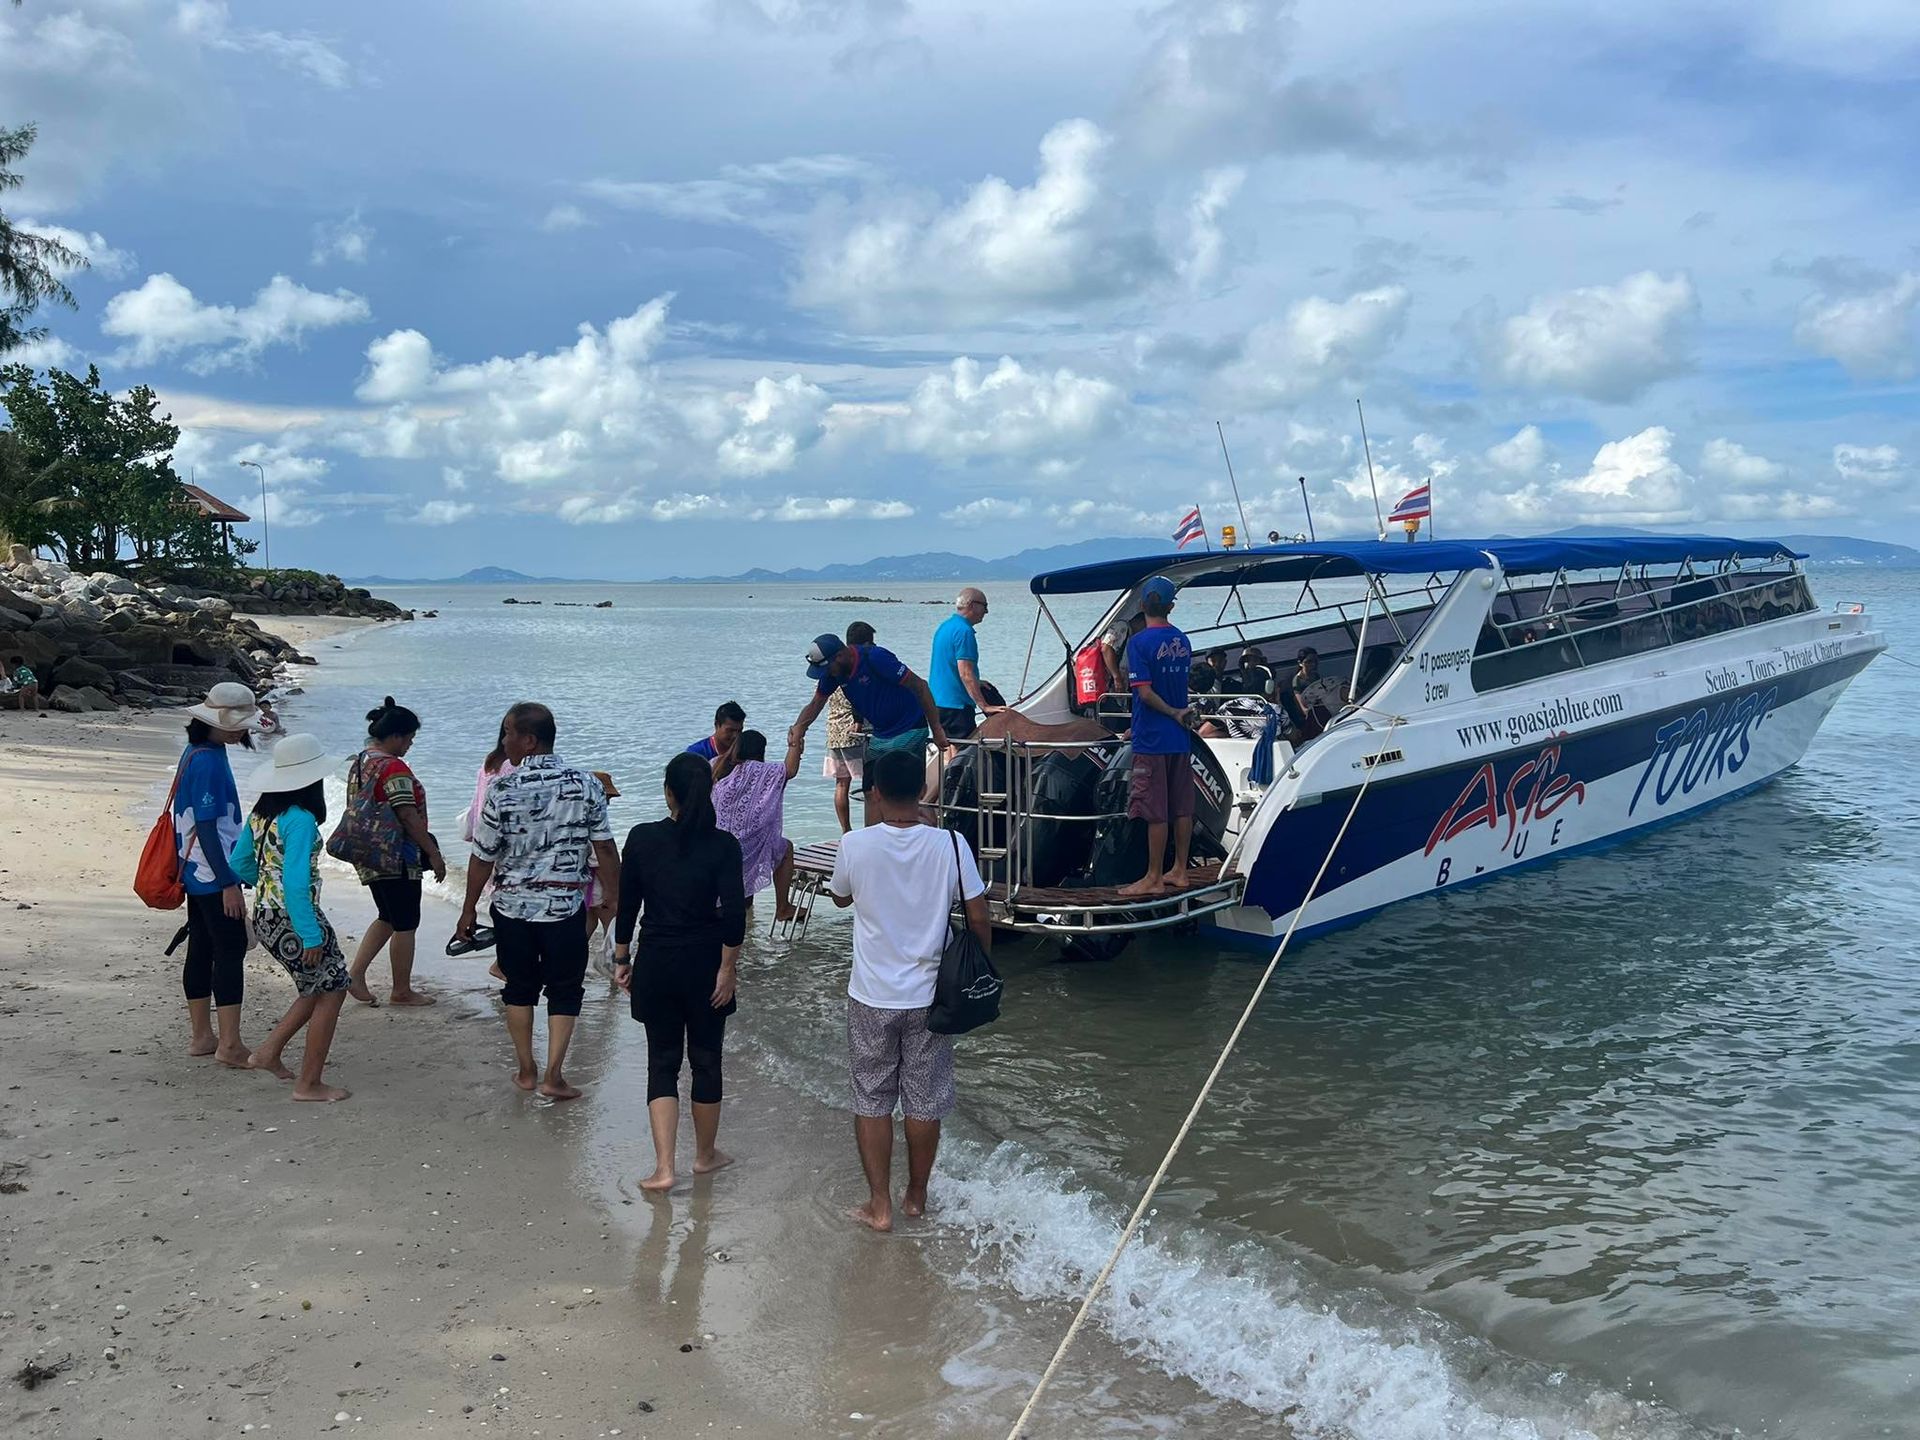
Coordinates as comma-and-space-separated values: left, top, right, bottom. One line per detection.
53, 656, 116, 691
60, 596, 106, 625
0, 583, 43, 620
76, 684, 118, 710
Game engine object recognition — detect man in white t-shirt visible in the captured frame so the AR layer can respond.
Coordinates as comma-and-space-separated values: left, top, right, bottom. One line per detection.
829, 747, 990, 1233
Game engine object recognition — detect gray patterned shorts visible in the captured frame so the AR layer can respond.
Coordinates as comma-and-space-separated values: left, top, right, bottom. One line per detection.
847, 997, 956, 1120
254, 903, 350, 997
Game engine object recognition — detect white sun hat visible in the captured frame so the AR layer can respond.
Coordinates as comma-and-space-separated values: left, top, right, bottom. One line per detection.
254, 732, 337, 793
186, 680, 261, 730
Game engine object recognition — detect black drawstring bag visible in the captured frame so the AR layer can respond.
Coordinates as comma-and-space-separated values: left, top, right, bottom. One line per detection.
928, 831, 1003, 1036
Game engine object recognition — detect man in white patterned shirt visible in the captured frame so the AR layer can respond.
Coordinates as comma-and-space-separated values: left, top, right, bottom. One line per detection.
457, 702, 619, 1101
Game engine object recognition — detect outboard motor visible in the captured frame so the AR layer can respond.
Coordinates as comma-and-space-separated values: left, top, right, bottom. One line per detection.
1087, 741, 1233, 888
1024, 739, 1122, 887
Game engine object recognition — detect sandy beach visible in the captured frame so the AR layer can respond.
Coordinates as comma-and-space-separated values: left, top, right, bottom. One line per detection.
0, 646, 1082, 1440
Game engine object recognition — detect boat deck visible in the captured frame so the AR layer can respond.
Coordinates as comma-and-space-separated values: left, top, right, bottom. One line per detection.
789, 839, 1246, 936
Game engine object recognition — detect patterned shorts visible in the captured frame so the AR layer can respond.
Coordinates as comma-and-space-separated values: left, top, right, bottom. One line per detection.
253, 903, 350, 997
847, 997, 956, 1120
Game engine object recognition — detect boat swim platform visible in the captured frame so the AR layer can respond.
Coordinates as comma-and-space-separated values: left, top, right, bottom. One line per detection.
788, 839, 1246, 937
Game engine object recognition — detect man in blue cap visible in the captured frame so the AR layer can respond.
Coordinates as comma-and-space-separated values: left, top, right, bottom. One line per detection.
1118, 576, 1196, 897
789, 632, 948, 825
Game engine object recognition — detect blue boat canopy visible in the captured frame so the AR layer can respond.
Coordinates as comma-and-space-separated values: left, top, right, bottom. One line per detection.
1027, 535, 1807, 596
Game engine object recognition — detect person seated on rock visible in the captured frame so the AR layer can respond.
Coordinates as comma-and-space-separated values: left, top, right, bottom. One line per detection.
6, 656, 42, 713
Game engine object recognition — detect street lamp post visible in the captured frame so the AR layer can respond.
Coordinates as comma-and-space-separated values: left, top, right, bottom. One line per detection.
238, 460, 269, 572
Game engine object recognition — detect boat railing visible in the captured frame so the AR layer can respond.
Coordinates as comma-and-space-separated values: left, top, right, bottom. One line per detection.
1474, 566, 1810, 693
937, 731, 1126, 904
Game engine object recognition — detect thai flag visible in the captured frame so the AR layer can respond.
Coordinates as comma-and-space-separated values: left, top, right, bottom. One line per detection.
1389, 484, 1431, 523
1172, 507, 1205, 549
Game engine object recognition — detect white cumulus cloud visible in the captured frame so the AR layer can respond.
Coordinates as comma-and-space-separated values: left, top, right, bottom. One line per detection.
102, 272, 370, 371
1794, 271, 1919, 379
795, 120, 1165, 326
1699, 438, 1786, 486
1489, 271, 1698, 402
19, 219, 133, 278
1833, 442, 1903, 487
311, 210, 373, 266
1486, 425, 1548, 475
1221, 286, 1410, 406
890, 356, 1122, 460
714, 375, 830, 476
409, 499, 475, 526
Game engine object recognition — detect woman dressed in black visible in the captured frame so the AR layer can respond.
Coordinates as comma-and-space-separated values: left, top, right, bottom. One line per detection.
613, 753, 747, 1193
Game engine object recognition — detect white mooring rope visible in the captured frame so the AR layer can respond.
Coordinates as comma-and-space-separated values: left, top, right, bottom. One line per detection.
1005, 713, 1407, 1439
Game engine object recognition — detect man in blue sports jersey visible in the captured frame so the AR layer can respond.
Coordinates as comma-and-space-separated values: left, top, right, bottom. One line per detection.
1118, 576, 1196, 897
789, 634, 948, 825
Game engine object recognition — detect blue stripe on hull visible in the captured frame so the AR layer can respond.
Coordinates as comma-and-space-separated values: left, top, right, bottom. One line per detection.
1237, 650, 1870, 928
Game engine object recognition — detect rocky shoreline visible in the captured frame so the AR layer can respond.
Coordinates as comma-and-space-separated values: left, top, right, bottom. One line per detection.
1, 547, 409, 713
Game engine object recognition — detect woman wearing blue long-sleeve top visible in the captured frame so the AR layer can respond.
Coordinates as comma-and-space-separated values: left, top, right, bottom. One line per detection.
227, 735, 353, 1102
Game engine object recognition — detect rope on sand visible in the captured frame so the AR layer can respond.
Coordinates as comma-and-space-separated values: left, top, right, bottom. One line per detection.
1005, 712, 1407, 1439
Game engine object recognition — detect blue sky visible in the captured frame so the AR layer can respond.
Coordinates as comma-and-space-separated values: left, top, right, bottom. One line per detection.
5, 0, 1917, 577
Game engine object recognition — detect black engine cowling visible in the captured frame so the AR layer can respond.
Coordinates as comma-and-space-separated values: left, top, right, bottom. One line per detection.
1087, 741, 1233, 888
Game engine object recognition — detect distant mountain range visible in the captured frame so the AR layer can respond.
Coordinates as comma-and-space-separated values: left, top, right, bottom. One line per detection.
347, 531, 1920, 590
346, 565, 597, 585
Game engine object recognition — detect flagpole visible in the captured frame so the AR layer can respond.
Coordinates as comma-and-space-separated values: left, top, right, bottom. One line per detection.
1199, 504, 1213, 552
1428, 472, 1436, 541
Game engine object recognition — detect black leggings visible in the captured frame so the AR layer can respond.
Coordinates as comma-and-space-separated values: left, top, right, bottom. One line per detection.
643, 1008, 727, 1104
183, 891, 247, 1007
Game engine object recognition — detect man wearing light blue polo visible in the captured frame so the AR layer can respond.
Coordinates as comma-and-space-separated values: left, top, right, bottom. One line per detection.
928, 587, 1003, 742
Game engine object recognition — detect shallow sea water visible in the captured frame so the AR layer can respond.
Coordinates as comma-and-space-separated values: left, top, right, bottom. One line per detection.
287, 569, 1920, 1438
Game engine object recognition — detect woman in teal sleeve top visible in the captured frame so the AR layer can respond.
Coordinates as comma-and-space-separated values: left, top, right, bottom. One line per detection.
228, 735, 353, 1102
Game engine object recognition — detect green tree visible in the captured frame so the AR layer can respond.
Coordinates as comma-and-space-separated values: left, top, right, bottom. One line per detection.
0, 363, 249, 573
0, 124, 85, 355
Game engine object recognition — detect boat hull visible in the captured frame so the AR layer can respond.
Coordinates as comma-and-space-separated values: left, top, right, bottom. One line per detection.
1215, 647, 1875, 945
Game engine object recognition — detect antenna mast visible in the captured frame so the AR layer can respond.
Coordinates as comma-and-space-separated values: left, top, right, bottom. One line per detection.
1356, 399, 1385, 540
1215, 421, 1251, 543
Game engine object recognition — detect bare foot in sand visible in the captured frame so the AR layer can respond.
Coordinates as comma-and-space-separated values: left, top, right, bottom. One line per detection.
347, 974, 378, 1006
1115, 876, 1166, 898
215, 1044, 253, 1069
693, 1150, 734, 1175
248, 1050, 295, 1080
901, 1187, 928, 1218
388, 989, 437, 1007
511, 1067, 538, 1092
188, 1032, 217, 1057
538, 1077, 582, 1101
292, 1083, 351, 1103
488, 962, 505, 982
850, 1200, 893, 1232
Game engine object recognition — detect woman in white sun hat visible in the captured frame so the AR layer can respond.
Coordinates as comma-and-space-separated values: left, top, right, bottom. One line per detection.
171, 680, 262, 1067
226, 733, 353, 1102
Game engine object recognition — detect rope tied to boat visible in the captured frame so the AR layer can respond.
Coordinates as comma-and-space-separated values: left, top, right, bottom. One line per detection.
1005, 710, 1408, 1439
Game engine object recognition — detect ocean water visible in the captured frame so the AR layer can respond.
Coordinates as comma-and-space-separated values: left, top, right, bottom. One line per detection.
286, 570, 1920, 1438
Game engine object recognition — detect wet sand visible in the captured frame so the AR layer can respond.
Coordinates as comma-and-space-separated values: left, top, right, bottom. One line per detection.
0, 703, 1051, 1440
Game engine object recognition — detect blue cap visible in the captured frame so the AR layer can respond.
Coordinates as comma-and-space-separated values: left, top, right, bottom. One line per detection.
1141, 575, 1178, 606
805, 633, 844, 681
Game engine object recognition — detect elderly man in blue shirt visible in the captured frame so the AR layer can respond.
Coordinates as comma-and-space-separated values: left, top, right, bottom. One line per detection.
927, 587, 1005, 743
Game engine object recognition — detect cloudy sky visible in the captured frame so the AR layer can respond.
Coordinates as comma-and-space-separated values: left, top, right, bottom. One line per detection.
5, 0, 1917, 578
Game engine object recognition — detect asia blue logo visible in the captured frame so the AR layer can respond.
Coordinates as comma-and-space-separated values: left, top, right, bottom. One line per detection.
1629, 687, 1777, 815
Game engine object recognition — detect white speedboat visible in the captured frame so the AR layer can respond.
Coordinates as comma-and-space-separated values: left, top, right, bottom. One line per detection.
903, 534, 1883, 948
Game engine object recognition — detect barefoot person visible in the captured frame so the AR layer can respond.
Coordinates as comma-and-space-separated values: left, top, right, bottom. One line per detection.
343, 698, 447, 1006
171, 682, 260, 1067
612, 754, 746, 1191
822, 621, 875, 833
713, 730, 804, 922
227, 735, 352, 1102
456, 702, 618, 1102
790, 632, 947, 827
827, 748, 990, 1232
1119, 576, 1196, 898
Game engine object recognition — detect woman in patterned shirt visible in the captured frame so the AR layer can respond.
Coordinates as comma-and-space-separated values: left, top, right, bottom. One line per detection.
227, 734, 352, 1101
344, 697, 447, 1006
821, 620, 875, 833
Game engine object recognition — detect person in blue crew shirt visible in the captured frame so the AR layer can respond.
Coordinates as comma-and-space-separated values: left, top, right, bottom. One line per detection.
1117, 576, 1196, 898
687, 701, 746, 776
927, 587, 1004, 743
789, 634, 948, 826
